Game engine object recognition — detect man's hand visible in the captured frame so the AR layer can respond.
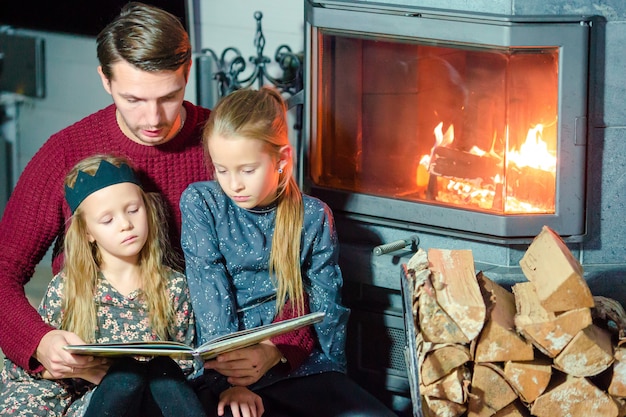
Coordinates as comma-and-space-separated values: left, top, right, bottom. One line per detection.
35, 330, 107, 381
41, 361, 109, 384
205, 340, 282, 386
218, 386, 264, 417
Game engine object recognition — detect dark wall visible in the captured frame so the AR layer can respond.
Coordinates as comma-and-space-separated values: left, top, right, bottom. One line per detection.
0, 1, 187, 37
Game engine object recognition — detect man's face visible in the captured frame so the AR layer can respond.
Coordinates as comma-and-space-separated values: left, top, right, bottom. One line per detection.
99, 60, 188, 146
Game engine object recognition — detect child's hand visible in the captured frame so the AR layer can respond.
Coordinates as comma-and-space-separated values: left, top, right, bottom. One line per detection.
218, 386, 264, 417
205, 340, 282, 386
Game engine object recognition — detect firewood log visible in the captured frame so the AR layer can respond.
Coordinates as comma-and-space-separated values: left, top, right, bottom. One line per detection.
407, 248, 431, 311
428, 248, 486, 342
421, 365, 471, 404
428, 145, 501, 180
507, 165, 556, 209
406, 247, 430, 279
609, 347, 626, 397
493, 400, 531, 416
519, 225, 594, 312
422, 396, 467, 417
474, 273, 534, 362
553, 324, 614, 377
612, 396, 626, 417
409, 248, 472, 344
418, 278, 470, 344
468, 363, 518, 416
411, 265, 431, 310
513, 280, 592, 357
517, 311, 591, 358
503, 359, 552, 403
512, 282, 554, 325
531, 375, 619, 417
420, 344, 472, 386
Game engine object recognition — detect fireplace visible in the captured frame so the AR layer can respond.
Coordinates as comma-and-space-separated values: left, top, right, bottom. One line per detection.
304, 0, 593, 241
299, 1, 604, 413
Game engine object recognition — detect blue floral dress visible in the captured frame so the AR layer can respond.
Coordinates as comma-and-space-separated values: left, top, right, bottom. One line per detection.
0, 269, 195, 417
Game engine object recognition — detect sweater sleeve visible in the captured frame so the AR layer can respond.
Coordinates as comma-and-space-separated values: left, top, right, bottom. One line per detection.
270, 294, 316, 372
0, 136, 69, 372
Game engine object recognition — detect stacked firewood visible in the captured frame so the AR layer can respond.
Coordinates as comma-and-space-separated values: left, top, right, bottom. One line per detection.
406, 225, 626, 417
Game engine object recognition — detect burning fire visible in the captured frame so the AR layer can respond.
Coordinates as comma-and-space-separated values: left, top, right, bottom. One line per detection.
418, 122, 557, 214
506, 124, 556, 172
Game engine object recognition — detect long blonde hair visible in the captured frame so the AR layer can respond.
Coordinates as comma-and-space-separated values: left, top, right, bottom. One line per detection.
61, 154, 174, 342
203, 88, 305, 316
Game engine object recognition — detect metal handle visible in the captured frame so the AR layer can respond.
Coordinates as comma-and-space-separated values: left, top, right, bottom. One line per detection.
373, 235, 419, 256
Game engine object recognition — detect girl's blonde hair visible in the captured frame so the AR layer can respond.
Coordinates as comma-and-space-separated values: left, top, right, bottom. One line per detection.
62, 154, 174, 342
203, 88, 305, 316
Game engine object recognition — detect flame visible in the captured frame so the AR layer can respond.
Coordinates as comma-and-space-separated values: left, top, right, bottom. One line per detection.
506, 124, 556, 171
434, 121, 454, 147
416, 122, 556, 214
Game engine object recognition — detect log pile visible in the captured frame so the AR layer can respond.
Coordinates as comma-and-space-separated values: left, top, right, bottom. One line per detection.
405, 225, 626, 417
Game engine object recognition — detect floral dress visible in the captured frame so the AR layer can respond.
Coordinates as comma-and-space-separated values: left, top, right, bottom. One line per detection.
0, 269, 195, 417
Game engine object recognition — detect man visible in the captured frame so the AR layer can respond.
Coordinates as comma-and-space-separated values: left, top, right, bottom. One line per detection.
0, 2, 211, 379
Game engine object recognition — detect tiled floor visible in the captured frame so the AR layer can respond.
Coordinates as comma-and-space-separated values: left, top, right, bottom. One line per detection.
0, 262, 51, 368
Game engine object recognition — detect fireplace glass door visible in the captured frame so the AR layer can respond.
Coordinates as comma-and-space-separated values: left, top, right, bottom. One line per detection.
311, 32, 559, 215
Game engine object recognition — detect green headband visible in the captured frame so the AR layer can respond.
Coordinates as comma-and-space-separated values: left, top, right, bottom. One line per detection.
65, 160, 141, 214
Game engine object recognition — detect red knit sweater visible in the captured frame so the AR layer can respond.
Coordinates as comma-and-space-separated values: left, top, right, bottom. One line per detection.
0, 102, 211, 371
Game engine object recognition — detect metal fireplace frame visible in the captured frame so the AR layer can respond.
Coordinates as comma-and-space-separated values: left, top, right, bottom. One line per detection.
303, 0, 594, 243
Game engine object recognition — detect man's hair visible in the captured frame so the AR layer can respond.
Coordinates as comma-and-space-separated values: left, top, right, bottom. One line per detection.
96, 1, 191, 80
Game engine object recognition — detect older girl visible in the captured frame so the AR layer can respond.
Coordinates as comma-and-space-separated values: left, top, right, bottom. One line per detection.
181, 88, 396, 417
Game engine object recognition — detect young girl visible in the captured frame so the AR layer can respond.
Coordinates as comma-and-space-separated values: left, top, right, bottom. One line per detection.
180, 88, 397, 417
0, 155, 214, 416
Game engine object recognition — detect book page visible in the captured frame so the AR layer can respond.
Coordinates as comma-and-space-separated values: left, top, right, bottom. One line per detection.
196, 311, 325, 359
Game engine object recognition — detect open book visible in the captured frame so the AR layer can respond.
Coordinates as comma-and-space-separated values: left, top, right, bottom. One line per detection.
64, 311, 325, 360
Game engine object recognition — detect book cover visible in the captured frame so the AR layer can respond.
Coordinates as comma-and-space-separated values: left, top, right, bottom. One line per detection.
63, 311, 325, 360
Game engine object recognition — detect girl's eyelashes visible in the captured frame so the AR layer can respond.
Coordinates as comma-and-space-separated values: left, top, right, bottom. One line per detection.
214, 168, 256, 174
96, 206, 140, 224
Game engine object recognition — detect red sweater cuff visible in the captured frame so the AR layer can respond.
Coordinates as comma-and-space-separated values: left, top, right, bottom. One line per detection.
272, 326, 317, 371
270, 294, 317, 371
